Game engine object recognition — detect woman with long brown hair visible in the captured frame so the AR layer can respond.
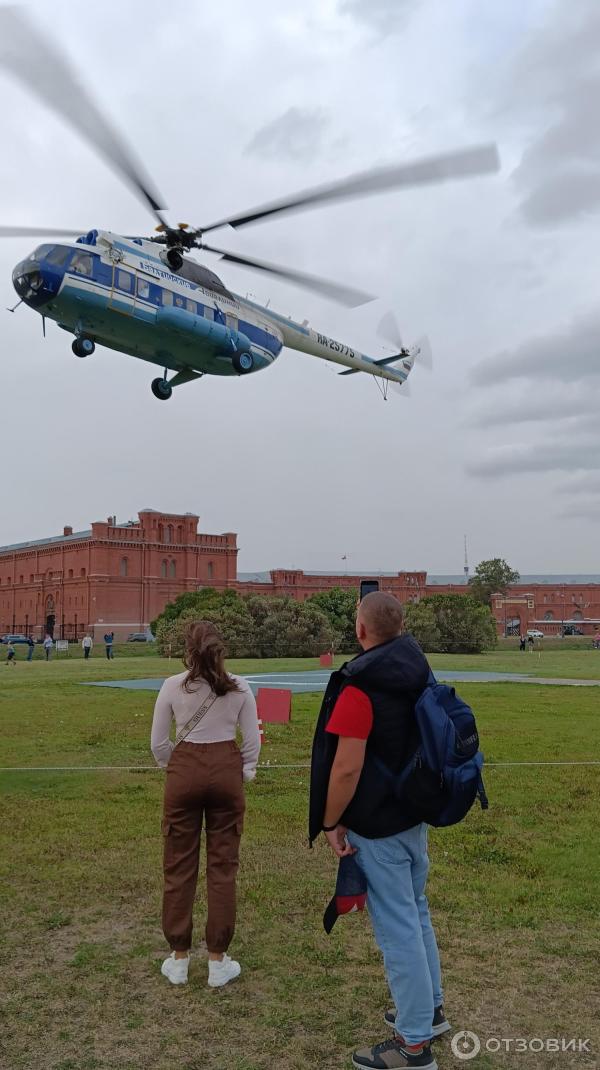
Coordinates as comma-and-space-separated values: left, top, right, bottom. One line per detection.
151, 620, 260, 988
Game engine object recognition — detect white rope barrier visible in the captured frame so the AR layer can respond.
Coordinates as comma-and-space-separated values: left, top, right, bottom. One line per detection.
1, 760, 599, 772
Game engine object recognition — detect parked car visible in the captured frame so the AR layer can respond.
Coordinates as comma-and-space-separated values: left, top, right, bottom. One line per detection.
1, 633, 30, 644
127, 631, 155, 643
563, 626, 584, 636
527, 630, 545, 639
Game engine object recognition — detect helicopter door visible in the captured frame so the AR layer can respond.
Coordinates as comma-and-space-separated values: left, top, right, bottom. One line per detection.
108, 265, 136, 313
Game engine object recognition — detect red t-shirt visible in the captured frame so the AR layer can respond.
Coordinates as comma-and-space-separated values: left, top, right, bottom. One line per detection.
326, 685, 374, 740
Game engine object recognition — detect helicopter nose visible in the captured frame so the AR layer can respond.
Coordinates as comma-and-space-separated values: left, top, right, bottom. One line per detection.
12, 258, 53, 307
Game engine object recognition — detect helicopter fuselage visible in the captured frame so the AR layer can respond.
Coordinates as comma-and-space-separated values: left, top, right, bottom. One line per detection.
12, 229, 285, 378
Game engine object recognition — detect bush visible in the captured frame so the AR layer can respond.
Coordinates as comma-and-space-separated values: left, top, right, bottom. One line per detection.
405, 594, 497, 654
306, 587, 359, 652
154, 590, 336, 659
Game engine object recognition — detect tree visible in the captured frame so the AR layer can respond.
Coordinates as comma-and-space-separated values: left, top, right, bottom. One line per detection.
402, 600, 442, 652
306, 587, 358, 652
154, 589, 336, 659
469, 558, 520, 606
248, 597, 335, 658
404, 594, 497, 653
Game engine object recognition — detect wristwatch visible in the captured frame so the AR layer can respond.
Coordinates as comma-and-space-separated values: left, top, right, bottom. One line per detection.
322, 822, 339, 832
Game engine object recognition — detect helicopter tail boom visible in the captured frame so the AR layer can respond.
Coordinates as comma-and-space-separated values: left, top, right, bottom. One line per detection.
273, 315, 412, 386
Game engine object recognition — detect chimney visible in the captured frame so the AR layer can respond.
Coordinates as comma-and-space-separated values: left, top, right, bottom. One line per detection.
64, 525, 73, 536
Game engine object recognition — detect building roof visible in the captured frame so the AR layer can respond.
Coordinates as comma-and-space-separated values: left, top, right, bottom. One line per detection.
0, 530, 91, 554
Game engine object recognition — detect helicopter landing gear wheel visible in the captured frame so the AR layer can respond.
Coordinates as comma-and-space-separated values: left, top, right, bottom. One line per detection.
72, 336, 95, 358
151, 377, 173, 401
232, 351, 254, 374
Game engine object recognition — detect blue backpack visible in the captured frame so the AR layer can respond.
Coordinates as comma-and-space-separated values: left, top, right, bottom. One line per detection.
375, 672, 488, 827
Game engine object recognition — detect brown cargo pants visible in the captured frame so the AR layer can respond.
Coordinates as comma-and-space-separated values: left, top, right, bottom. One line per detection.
162, 740, 245, 953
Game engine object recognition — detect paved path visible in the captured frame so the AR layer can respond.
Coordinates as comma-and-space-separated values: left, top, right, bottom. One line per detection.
84, 669, 600, 693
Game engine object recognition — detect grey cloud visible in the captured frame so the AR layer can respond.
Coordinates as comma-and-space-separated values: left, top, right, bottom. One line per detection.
467, 440, 600, 479
557, 472, 600, 495
470, 391, 600, 428
340, 0, 418, 35
244, 107, 330, 162
507, 2, 600, 226
471, 309, 600, 386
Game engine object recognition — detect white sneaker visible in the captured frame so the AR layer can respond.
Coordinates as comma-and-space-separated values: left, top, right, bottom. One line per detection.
207, 953, 241, 988
161, 952, 189, 985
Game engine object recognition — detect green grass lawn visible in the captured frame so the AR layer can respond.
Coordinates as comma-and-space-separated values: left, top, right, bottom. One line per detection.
1, 654, 599, 1069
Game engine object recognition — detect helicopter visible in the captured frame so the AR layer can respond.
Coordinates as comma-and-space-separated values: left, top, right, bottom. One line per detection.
0, 7, 500, 401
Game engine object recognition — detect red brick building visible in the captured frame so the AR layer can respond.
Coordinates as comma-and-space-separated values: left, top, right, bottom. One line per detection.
2, 508, 599, 640
0, 510, 237, 641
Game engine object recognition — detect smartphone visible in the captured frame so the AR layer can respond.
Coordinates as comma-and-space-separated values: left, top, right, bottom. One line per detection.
359, 579, 380, 601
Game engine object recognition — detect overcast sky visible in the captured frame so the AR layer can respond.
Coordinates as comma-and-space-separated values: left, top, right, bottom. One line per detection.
1, 0, 598, 574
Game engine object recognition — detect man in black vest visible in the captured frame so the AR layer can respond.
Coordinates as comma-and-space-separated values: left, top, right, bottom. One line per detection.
309, 592, 448, 1070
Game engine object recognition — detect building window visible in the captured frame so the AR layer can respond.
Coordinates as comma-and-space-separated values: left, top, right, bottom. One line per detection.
19, 575, 23, 584
495, 600, 502, 609
29, 574, 33, 583
68, 569, 73, 579
169, 560, 176, 579
573, 610, 583, 621
120, 557, 128, 577
207, 562, 213, 580
80, 568, 86, 578
544, 611, 554, 620
177, 525, 183, 543
166, 525, 174, 543
161, 560, 167, 579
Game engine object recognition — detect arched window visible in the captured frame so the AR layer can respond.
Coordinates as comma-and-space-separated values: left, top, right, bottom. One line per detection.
169, 560, 176, 579
166, 525, 174, 543
80, 568, 86, 578
19, 575, 23, 584
573, 610, 583, 621
120, 557, 128, 577
177, 525, 183, 543
543, 611, 553, 620
158, 524, 164, 542
207, 562, 214, 580
68, 569, 73, 579
161, 560, 167, 579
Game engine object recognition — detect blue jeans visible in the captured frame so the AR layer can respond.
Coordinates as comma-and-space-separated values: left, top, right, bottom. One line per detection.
347, 823, 443, 1046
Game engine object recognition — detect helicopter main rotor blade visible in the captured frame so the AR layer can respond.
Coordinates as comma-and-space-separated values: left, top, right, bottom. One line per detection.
0, 6, 166, 226
200, 143, 500, 233
201, 242, 375, 308
0, 225, 85, 238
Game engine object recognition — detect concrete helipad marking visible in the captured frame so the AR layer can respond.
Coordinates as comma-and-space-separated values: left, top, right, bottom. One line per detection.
84, 669, 600, 692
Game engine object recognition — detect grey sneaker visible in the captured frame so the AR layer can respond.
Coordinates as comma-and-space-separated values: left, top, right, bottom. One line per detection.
352, 1036, 437, 1070
384, 1006, 450, 1038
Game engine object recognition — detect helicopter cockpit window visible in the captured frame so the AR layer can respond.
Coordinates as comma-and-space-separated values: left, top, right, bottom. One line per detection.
71, 251, 93, 277
137, 278, 150, 299
178, 259, 233, 298
45, 245, 71, 267
31, 244, 52, 261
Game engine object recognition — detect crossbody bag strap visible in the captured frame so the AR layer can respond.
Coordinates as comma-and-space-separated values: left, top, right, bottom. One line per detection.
174, 690, 218, 746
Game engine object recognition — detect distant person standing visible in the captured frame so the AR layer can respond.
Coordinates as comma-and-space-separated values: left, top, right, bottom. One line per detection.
82, 634, 93, 660
594, 632, 600, 650
519, 635, 526, 652
26, 636, 35, 662
6, 641, 16, 666
104, 631, 114, 660
527, 634, 535, 653
43, 634, 53, 661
